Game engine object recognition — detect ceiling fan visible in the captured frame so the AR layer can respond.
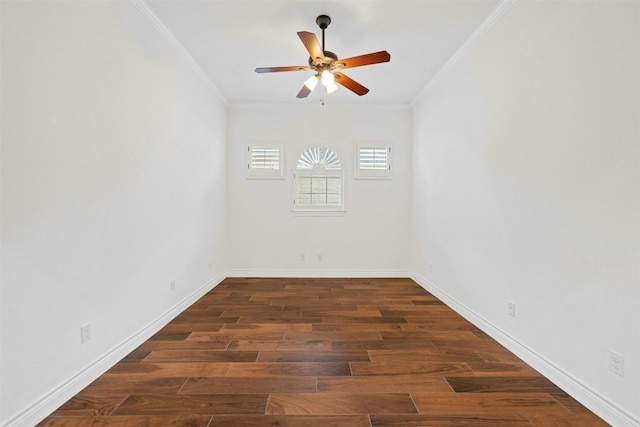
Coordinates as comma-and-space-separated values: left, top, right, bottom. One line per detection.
255, 15, 390, 98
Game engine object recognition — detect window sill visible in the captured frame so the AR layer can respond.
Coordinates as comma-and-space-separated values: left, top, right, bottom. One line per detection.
292, 209, 346, 217
246, 174, 285, 180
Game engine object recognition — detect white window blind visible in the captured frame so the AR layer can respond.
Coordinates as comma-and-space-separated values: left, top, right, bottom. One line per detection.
359, 147, 389, 170
355, 143, 392, 179
247, 144, 283, 178
296, 173, 342, 206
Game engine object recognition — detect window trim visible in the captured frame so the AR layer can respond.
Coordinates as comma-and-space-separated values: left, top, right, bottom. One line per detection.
246, 143, 284, 179
354, 142, 392, 180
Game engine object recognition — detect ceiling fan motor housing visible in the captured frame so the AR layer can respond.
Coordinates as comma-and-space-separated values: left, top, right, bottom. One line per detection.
308, 50, 337, 68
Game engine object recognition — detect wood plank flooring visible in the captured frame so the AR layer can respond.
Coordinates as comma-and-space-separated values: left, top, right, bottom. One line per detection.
39, 278, 608, 426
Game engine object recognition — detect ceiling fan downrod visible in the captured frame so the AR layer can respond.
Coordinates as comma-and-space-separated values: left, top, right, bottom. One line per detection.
316, 15, 331, 52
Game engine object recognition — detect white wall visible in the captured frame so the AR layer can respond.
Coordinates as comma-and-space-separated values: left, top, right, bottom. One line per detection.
411, 1, 640, 425
0, 1, 227, 425
3, 0, 638, 425
227, 104, 411, 277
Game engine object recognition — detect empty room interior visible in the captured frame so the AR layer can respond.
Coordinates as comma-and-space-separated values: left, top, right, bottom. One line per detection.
1, 0, 639, 426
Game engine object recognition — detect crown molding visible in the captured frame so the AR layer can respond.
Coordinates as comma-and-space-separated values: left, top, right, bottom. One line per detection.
130, 0, 228, 105
229, 103, 411, 111
412, 0, 516, 106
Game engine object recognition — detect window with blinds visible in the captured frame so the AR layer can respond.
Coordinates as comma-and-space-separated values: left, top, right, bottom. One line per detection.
247, 144, 283, 178
296, 173, 343, 206
294, 147, 344, 213
355, 143, 392, 179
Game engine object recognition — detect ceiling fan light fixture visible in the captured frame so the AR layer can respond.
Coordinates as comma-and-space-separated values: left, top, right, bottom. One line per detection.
324, 78, 339, 94
304, 74, 319, 91
321, 70, 338, 94
321, 69, 334, 85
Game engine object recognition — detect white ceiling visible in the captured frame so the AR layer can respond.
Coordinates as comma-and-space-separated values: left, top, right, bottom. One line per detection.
144, 0, 501, 105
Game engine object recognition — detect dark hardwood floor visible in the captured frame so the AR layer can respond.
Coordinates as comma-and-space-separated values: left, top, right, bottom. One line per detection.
39, 278, 608, 426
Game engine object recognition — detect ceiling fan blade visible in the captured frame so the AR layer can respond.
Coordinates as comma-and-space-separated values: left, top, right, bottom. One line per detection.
333, 51, 390, 70
255, 65, 311, 73
334, 72, 369, 96
298, 31, 325, 62
296, 85, 313, 98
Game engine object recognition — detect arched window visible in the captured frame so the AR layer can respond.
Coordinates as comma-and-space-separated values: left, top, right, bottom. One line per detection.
297, 146, 341, 170
293, 146, 344, 213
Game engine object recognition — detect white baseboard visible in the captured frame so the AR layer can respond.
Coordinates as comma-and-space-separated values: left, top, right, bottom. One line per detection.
4, 273, 225, 427
410, 272, 640, 427
226, 269, 411, 278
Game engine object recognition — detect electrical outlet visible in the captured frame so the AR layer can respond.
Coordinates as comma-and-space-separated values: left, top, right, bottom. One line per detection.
609, 350, 624, 376
80, 323, 91, 344
429, 264, 433, 273
300, 254, 306, 262
318, 254, 323, 262
170, 280, 176, 291
508, 301, 516, 317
